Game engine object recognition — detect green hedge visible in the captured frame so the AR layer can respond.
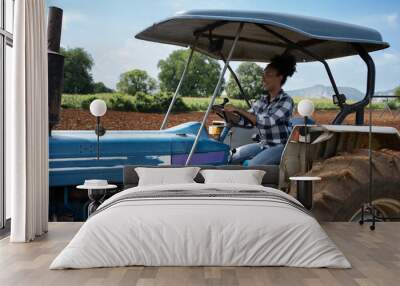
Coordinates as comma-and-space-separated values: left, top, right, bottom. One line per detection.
62, 92, 191, 113
135, 91, 188, 113
108, 94, 135, 111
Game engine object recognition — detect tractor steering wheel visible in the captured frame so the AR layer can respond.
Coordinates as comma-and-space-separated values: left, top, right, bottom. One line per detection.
212, 98, 255, 129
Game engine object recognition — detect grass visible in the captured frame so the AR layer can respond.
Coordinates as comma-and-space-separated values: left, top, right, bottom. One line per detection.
61, 93, 128, 109
61, 93, 397, 112
182, 97, 249, 111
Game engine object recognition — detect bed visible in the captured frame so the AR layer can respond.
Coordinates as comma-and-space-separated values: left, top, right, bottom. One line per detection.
50, 165, 350, 269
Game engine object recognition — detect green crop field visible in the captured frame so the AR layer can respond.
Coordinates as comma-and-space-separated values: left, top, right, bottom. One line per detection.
61, 93, 397, 112
181, 96, 393, 111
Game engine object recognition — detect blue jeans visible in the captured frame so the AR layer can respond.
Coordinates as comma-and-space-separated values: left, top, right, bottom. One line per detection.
230, 143, 284, 166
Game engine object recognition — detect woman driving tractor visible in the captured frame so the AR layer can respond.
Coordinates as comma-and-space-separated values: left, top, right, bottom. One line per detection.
225, 54, 297, 166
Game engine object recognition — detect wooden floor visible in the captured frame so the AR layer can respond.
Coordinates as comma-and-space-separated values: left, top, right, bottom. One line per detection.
0, 222, 399, 286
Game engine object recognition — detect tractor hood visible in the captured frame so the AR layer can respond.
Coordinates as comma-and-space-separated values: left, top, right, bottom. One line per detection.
50, 122, 227, 159
49, 122, 230, 186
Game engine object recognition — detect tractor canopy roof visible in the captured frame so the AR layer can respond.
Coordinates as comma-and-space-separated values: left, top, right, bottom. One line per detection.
135, 10, 389, 62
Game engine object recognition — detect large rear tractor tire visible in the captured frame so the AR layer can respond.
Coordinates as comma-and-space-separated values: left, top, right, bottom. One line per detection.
290, 149, 400, 221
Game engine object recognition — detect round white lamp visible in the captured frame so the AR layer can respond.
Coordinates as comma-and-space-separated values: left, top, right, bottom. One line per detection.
297, 99, 315, 172
90, 99, 107, 117
89, 99, 107, 160
297, 99, 315, 118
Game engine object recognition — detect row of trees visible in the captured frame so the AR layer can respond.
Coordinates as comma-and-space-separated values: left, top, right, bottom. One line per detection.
62, 47, 400, 100
61, 48, 114, 94
61, 47, 264, 100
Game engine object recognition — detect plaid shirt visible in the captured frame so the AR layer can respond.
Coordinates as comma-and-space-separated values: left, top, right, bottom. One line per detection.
248, 90, 294, 147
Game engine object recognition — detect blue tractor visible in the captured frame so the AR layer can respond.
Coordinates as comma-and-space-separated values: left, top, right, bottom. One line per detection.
49, 10, 398, 221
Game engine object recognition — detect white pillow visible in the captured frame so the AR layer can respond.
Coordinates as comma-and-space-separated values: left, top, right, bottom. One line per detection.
200, 169, 266, 185
135, 167, 200, 186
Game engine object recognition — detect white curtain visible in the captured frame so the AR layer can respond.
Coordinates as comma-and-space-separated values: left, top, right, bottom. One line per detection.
7, 0, 49, 242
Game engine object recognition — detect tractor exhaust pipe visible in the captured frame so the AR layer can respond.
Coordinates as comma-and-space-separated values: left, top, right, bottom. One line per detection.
47, 6, 65, 135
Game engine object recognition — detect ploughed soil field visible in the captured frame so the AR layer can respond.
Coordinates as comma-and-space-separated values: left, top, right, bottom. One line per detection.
54, 109, 400, 131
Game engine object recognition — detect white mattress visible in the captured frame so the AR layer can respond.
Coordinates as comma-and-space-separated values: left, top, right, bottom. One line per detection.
50, 183, 351, 269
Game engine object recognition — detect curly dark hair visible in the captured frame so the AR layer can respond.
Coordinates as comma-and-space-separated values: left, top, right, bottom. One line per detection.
266, 54, 297, 85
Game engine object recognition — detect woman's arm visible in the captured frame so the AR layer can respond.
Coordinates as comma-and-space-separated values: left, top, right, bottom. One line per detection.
224, 106, 257, 125
233, 109, 257, 125
224, 96, 293, 127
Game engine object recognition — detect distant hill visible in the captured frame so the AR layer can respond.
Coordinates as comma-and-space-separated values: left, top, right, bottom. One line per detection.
374, 88, 396, 96
287, 85, 364, 101
286, 85, 399, 102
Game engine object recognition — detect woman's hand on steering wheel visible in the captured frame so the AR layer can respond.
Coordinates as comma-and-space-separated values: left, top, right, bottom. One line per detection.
212, 104, 255, 129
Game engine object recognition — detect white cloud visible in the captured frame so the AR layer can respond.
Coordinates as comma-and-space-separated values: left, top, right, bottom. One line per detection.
91, 39, 177, 88
376, 51, 400, 64
352, 12, 398, 30
165, 0, 241, 12
385, 13, 398, 28
62, 11, 87, 31
372, 51, 400, 90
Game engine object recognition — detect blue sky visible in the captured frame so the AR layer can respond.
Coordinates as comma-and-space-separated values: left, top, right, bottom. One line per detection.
46, 0, 400, 92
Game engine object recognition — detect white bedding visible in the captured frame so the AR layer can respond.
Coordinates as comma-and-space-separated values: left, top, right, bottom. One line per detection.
50, 183, 351, 269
